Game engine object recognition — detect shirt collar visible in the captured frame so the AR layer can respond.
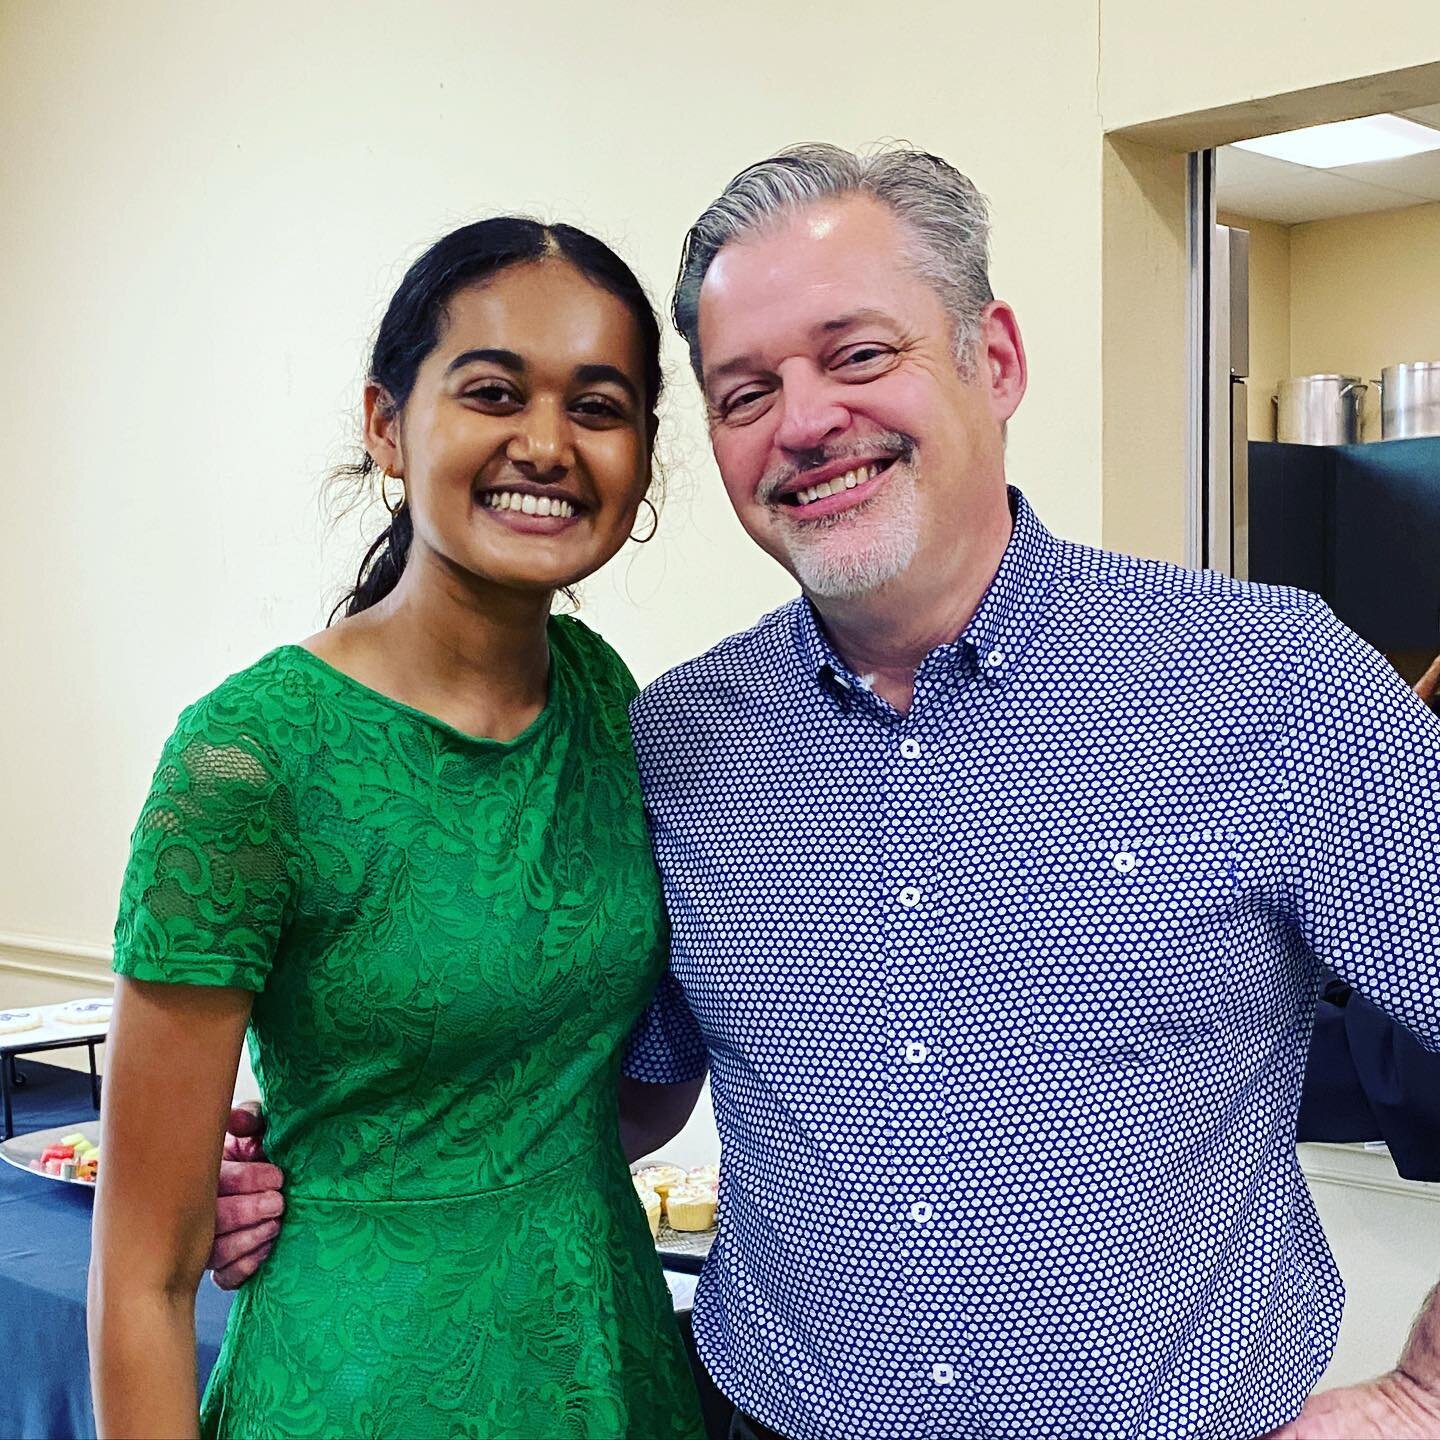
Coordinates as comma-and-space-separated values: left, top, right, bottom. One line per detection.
792, 486, 1063, 705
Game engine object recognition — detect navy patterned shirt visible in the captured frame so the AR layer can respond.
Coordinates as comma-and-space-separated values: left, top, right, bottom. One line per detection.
623, 488, 1440, 1440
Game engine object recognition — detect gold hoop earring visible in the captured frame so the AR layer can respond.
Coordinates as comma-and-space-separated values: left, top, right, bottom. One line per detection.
381, 470, 405, 517
630, 497, 658, 544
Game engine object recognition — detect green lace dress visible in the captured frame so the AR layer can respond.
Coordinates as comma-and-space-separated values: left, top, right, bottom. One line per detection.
112, 617, 706, 1440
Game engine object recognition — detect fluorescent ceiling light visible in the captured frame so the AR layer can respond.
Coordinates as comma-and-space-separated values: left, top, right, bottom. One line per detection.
1234, 114, 1440, 169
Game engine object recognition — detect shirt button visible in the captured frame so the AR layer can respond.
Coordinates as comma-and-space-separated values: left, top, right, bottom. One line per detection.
932, 1362, 955, 1386
904, 1040, 929, 1064
984, 647, 1005, 669
898, 886, 922, 908
1112, 851, 1138, 874
899, 738, 922, 759
910, 1200, 934, 1225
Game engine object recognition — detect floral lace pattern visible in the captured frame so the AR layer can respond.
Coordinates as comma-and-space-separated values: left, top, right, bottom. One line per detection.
113, 618, 705, 1439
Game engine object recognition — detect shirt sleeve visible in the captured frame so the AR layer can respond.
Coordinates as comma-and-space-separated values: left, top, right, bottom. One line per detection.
1282, 602, 1440, 1051
112, 715, 298, 993
622, 968, 708, 1083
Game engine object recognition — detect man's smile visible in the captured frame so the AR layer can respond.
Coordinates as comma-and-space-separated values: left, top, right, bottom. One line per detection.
776, 455, 899, 520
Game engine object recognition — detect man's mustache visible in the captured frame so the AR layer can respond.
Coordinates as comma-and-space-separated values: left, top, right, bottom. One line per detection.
756, 432, 916, 504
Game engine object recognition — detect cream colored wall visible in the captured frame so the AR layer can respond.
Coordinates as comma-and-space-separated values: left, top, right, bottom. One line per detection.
1101, 138, 1189, 563
1290, 202, 1440, 439
1219, 211, 1292, 441
1099, 0, 1440, 136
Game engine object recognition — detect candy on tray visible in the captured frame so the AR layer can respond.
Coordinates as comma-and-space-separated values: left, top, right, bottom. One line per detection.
27, 1132, 99, 1184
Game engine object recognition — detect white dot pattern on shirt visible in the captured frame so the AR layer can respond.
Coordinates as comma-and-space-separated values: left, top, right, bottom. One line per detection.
623, 489, 1440, 1440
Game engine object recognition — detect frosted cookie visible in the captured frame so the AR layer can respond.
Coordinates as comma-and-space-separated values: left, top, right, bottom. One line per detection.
664, 1186, 717, 1233
0, 1009, 40, 1035
633, 1163, 685, 1198
56, 997, 113, 1026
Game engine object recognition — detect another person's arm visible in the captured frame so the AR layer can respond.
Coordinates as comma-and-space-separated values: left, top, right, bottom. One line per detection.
89, 979, 253, 1440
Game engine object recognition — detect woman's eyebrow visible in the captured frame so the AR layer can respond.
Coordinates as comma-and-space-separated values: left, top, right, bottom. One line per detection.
445, 347, 525, 376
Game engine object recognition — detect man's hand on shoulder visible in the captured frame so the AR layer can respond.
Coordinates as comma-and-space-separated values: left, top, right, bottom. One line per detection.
1261, 1371, 1440, 1438
209, 1102, 286, 1290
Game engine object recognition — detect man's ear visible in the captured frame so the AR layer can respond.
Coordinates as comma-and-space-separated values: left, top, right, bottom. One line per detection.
363, 382, 403, 476
977, 301, 1027, 424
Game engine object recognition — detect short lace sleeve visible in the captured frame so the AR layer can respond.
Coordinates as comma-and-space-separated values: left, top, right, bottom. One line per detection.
113, 695, 299, 992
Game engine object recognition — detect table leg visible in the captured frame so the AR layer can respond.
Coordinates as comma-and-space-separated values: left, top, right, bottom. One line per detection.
1, 1052, 11, 1141
88, 1040, 101, 1111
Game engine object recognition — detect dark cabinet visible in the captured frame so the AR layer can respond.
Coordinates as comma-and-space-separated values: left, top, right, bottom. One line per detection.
1248, 437, 1440, 653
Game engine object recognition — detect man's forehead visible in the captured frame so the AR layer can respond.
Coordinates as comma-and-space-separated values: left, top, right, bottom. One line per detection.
701, 194, 904, 300
696, 198, 919, 372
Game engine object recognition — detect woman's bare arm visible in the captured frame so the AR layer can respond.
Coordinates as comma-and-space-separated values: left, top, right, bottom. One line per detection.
88, 976, 254, 1440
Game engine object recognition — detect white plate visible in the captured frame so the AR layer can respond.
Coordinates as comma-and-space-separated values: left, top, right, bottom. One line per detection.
0, 1120, 100, 1188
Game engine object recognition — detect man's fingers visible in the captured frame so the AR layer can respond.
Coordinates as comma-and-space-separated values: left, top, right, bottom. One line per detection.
221, 1131, 271, 1163
215, 1185, 284, 1238
216, 1158, 285, 1199
211, 1243, 273, 1292
225, 1102, 267, 1139
213, 1186, 283, 1244
208, 1221, 279, 1273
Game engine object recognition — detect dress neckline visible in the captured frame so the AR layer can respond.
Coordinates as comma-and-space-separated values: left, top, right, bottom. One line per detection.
272, 630, 565, 751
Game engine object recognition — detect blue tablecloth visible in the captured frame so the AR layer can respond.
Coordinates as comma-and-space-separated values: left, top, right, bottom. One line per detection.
0, 1060, 234, 1440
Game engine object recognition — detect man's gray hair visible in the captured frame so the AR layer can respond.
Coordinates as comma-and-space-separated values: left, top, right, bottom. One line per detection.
672, 142, 993, 381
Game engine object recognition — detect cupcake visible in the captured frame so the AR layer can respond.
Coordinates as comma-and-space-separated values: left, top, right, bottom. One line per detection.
686, 1164, 720, 1187
665, 1185, 718, 1233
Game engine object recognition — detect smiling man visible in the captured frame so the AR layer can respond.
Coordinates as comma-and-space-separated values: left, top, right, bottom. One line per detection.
616, 144, 1440, 1440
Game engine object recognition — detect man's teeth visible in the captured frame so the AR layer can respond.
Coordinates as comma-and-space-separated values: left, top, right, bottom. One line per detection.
481, 491, 576, 518
792, 463, 880, 507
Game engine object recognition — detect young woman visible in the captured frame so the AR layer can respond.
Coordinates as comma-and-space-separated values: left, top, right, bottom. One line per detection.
88, 219, 706, 1440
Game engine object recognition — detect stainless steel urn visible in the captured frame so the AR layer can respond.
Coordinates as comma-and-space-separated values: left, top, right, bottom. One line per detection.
1378, 362, 1440, 440
1274, 375, 1367, 445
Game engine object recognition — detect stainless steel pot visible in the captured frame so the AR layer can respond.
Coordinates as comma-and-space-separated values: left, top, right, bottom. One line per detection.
1375, 362, 1440, 440
1274, 375, 1367, 445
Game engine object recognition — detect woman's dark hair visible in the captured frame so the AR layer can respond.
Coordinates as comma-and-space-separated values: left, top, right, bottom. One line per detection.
331, 217, 664, 620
